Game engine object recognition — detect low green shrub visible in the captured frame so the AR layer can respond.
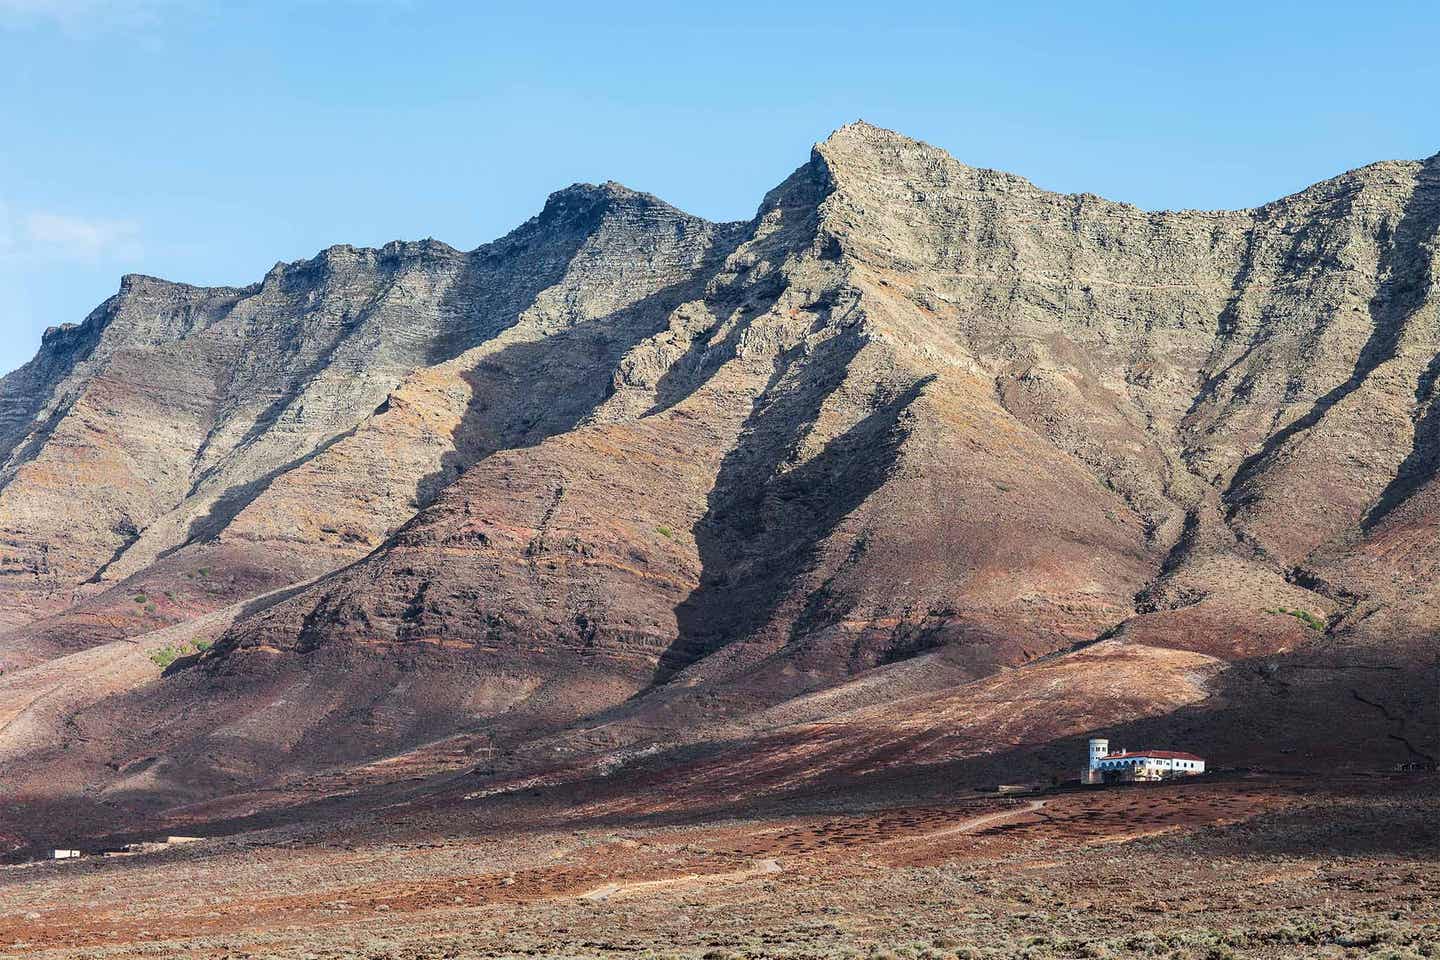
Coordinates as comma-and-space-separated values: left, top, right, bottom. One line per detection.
1264, 606, 1325, 631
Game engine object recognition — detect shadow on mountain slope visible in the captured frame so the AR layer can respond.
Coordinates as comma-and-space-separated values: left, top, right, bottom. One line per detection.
166, 427, 362, 556
167, 208, 647, 559
522, 646, 1438, 856
655, 318, 930, 679
1226, 157, 1440, 513
0, 314, 109, 475
641, 161, 833, 419
1365, 351, 1440, 530
1361, 158, 1440, 530
412, 230, 745, 511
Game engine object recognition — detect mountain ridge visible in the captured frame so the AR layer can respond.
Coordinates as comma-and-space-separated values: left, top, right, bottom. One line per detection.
0, 122, 1436, 846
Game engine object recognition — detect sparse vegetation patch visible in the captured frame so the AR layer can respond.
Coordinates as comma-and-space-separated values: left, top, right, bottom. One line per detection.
1264, 606, 1326, 631
148, 638, 209, 669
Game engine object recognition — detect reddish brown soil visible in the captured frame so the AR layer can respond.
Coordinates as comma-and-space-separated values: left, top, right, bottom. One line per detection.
0, 773, 1433, 959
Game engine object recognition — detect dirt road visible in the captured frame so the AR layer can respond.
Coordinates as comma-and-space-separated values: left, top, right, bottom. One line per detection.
874, 798, 1048, 847
580, 857, 783, 901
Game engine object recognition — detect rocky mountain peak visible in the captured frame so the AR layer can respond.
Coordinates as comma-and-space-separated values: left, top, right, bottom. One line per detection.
817, 118, 926, 150
534, 180, 694, 227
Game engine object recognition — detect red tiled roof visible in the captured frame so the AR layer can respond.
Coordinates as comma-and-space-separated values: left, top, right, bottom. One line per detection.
1101, 750, 1205, 762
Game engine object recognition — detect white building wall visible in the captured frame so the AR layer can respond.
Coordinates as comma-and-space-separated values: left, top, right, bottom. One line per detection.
1095, 755, 1205, 777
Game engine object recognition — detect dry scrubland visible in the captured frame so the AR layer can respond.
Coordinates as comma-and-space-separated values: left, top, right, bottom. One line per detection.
0, 775, 1433, 960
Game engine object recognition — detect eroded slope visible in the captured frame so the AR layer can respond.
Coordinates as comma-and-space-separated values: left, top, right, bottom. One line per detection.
0, 124, 1437, 837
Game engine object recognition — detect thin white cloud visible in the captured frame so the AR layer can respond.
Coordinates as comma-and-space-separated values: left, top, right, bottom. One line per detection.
24, 212, 141, 260
0, 200, 15, 256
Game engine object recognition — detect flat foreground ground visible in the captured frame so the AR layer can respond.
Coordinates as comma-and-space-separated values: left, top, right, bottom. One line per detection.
0, 774, 1435, 959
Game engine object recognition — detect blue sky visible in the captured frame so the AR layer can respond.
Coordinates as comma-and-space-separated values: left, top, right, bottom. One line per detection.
2, 1, 1437, 376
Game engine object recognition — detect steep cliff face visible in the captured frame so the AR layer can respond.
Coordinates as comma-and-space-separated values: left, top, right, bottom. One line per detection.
0, 124, 1437, 828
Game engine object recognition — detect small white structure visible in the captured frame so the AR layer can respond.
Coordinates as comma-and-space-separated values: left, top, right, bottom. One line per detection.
51, 849, 82, 860
1081, 738, 1110, 784
1083, 738, 1205, 783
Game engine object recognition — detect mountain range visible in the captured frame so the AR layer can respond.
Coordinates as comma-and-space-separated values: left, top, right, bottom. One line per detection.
1, 122, 1436, 848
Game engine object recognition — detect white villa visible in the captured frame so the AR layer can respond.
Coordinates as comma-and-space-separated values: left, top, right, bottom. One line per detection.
1081, 738, 1206, 784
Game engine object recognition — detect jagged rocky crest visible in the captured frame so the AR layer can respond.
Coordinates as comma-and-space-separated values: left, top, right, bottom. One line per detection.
0, 123, 1437, 828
